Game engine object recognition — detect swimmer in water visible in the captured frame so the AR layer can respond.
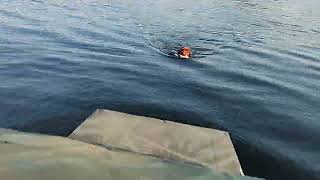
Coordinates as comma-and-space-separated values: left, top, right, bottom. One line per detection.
172, 47, 192, 59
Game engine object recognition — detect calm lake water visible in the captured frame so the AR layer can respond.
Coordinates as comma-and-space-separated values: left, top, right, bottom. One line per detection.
0, 0, 319, 179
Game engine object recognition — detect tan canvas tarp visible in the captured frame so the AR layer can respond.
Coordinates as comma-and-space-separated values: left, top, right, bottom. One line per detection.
70, 109, 243, 175
0, 128, 261, 180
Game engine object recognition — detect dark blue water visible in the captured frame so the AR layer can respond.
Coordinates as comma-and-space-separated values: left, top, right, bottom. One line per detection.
1, 0, 320, 179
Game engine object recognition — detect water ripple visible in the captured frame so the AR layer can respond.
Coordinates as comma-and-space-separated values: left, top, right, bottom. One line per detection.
1, 0, 320, 180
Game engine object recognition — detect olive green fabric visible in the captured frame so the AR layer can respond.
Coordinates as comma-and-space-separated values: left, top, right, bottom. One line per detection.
0, 128, 261, 180
70, 109, 242, 175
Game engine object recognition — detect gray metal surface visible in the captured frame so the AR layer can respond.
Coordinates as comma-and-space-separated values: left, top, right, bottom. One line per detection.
69, 109, 243, 175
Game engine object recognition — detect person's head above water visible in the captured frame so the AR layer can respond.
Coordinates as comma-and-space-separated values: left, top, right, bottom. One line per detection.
178, 47, 192, 59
